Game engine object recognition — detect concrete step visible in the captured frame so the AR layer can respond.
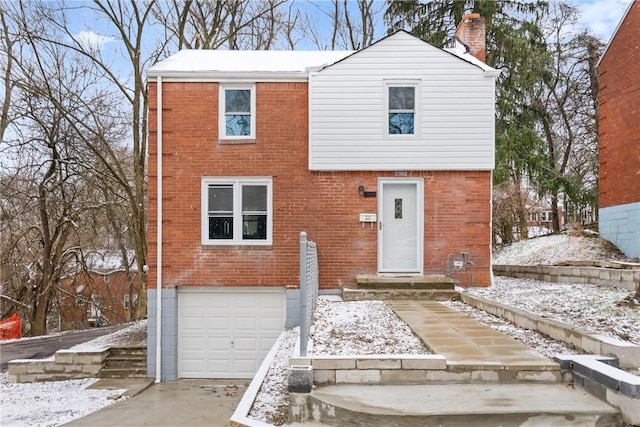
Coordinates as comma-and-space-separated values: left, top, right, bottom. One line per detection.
109, 346, 146, 357
298, 383, 622, 427
99, 367, 147, 379
104, 357, 146, 369
356, 275, 455, 290
343, 288, 459, 301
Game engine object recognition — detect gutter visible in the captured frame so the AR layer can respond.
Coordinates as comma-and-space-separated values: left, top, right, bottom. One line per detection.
155, 76, 163, 383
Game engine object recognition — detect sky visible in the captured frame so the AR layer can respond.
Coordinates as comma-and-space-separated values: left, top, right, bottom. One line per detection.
572, 0, 630, 41
67, 0, 632, 52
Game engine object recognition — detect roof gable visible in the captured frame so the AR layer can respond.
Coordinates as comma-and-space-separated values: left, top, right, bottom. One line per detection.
317, 30, 498, 76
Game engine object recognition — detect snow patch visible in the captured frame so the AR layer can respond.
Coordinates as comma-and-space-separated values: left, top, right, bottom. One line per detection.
493, 234, 627, 265
0, 374, 126, 427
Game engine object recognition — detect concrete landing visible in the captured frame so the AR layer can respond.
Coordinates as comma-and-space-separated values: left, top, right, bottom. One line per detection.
390, 300, 558, 370
302, 383, 622, 426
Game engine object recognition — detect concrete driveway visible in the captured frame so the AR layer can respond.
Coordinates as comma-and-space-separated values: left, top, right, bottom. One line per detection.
63, 379, 249, 427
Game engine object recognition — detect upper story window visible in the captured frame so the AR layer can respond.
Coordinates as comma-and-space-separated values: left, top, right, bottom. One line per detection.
202, 177, 272, 245
219, 85, 256, 139
386, 81, 419, 136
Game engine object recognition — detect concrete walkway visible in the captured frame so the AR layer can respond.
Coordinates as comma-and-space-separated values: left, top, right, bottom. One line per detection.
63, 379, 248, 427
390, 300, 558, 369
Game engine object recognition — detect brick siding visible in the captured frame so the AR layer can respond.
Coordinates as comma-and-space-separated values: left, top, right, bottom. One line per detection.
598, 1, 640, 208
147, 81, 491, 291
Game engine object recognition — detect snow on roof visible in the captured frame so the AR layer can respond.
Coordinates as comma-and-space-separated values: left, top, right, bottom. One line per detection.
84, 250, 137, 273
146, 31, 498, 80
147, 49, 354, 79
444, 38, 499, 76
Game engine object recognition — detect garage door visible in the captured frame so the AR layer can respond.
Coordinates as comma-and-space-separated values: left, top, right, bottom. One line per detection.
178, 287, 286, 379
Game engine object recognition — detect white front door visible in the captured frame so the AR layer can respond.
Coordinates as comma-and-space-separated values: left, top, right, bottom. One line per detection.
378, 178, 423, 273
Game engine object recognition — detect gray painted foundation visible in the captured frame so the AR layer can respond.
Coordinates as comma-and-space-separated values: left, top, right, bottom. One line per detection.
599, 202, 640, 258
147, 288, 178, 381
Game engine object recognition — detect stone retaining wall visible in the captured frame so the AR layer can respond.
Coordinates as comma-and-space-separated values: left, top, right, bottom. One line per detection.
289, 355, 563, 385
461, 293, 640, 369
493, 265, 639, 291
8, 349, 109, 383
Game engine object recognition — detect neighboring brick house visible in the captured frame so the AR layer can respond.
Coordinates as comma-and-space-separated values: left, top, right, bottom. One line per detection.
59, 251, 139, 330
146, 17, 498, 380
598, 0, 640, 258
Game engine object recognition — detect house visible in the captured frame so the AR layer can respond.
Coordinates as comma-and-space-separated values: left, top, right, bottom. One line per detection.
59, 250, 139, 330
597, 0, 640, 259
146, 14, 499, 381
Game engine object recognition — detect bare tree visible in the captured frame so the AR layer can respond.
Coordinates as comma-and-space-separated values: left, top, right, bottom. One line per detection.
302, 0, 382, 50
0, 1, 131, 334
535, 2, 603, 233
153, 0, 290, 51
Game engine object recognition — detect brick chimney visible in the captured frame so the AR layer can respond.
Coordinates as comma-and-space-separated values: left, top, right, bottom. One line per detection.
454, 13, 486, 63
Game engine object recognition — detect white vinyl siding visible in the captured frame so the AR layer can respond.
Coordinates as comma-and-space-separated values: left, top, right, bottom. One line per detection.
309, 32, 496, 171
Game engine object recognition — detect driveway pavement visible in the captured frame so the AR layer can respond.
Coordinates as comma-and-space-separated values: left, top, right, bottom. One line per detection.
63, 379, 249, 427
0, 325, 127, 372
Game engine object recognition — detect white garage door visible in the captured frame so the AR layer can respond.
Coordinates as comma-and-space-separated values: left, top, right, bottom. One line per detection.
178, 287, 286, 379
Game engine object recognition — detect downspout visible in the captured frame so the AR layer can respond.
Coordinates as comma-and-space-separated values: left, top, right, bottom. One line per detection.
155, 76, 163, 383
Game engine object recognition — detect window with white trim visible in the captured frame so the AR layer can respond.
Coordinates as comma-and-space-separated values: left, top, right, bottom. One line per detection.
386, 82, 419, 136
202, 178, 272, 245
219, 85, 256, 139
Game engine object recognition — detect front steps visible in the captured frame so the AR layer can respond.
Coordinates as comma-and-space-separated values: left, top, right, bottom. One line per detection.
342, 275, 458, 301
293, 383, 623, 426
99, 346, 147, 379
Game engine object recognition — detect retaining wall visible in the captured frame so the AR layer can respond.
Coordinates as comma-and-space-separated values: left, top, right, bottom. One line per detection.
8, 349, 108, 383
492, 264, 639, 291
288, 354, 563, 385
461, 293, 640, 369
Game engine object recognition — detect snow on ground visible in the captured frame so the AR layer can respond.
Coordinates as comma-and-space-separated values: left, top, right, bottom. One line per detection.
248, 328, 299, 426
309, 299, 428, 355
493, 233, 628, 265
0, 321, 146, 427
0, 374, 127, 427
466, 277, 640, 345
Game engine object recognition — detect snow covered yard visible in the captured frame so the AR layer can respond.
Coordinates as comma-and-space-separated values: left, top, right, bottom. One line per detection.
466, 276, 640, 345
309, 299, 429, 355
0, 374, 127, 427
0, 321, 145, 427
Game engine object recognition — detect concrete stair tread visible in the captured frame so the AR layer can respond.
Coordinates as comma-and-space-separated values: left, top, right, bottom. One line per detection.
309, 383, 622, 426
343, 288, 458, 301
355, 275, 455, 290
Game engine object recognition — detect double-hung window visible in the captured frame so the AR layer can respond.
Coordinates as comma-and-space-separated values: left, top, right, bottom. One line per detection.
386, 82, 419, 136
202, 177, 272, 245
219, 85, 256, 139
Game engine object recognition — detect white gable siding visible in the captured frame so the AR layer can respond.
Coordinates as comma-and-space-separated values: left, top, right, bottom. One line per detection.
309, 32, 496, 171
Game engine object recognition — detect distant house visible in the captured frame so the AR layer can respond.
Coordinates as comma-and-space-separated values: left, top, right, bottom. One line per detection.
146, 14, 498, 380
59, 251, 139, 330
597, 1, 640, 259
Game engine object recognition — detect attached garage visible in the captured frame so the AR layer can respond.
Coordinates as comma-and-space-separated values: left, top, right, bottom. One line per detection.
178, 287, 286, 379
